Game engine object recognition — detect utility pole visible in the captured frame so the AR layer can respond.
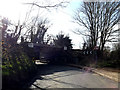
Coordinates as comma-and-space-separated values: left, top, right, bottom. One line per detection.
93, 46, 99, 67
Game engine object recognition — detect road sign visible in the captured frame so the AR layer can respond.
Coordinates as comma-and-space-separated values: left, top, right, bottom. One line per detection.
28, 43, 34, 48
64, 46, 67, 50
94, 46, 99, 50
90, 51, 92, 54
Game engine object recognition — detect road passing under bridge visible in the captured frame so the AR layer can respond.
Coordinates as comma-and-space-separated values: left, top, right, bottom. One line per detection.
27, 64, 118, 89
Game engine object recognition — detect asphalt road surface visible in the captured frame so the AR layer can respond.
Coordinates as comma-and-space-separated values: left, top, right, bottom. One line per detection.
27, 64, 118, 89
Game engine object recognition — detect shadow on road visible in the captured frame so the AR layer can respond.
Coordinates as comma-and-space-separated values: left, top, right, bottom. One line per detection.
23, 63, 87, 89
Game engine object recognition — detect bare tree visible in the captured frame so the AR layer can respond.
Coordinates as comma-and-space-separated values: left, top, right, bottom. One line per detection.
23, 17, 51, 44
73, 1, 120, 52
0, 18, 22, 45
21, 0, 69, 43
2, 0, 69, 45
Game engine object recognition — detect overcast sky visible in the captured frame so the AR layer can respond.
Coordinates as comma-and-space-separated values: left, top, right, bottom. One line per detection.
0, 0, 84, 49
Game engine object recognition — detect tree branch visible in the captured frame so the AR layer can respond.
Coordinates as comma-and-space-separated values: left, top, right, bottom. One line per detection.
24, 1, 69, 9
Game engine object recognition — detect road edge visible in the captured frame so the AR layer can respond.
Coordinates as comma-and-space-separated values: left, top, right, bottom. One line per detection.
68, 64, 119, 82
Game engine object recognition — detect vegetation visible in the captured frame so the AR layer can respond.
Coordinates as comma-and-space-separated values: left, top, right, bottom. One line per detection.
54, 32, 73, 50
1, 1, 69, 89
98, 43, 120, 68
73, 1, 120, 52
72, 1, 120, 68
2, 44, 37, 88
1, 17, 37, 89
45, 32, 73, 64
0, 1, 120, 89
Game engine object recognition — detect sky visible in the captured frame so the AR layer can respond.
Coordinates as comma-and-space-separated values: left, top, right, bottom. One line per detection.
0, 0, 118, 49
0, 0, 83, 49
47, 0, 83, 49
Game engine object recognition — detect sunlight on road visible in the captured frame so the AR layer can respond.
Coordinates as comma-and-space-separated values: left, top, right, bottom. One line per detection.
35, 60, 47, 65
29, 65, 118, 89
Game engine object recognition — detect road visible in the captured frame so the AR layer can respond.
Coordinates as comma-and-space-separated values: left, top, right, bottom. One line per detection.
27, 64, 118, 89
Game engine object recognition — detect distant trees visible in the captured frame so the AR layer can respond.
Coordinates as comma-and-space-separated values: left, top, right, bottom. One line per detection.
54, 32, 72, 50
19, 0, 68, 44
82, 37, 93, 50
2, 18, 24, 46
73, 1, 120, 52
1, 0, 69, 45
22, 0, 69, 44
111, 36, 120, 60
23, 17, 50, 44
1, 17, 50, 45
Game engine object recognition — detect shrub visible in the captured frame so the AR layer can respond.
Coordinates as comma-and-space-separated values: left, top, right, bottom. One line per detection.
2, 43, 37, 89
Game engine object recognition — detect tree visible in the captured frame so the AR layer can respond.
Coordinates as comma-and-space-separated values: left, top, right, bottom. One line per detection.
112, 30, 120, 60
54, 32, 72, 50
1, 1, 69, 45
1, 17, 22, 45
73, 1, 120, 52
23, 17, 50, 44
